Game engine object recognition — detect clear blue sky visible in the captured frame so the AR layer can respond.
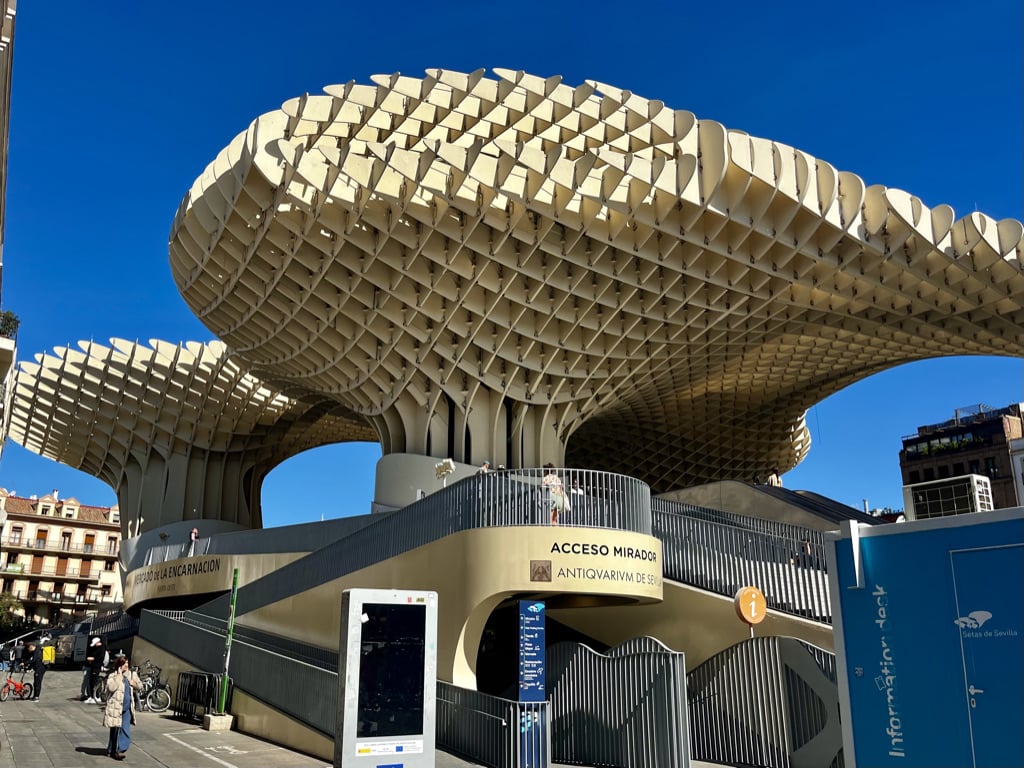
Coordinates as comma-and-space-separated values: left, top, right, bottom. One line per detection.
1, 1, 1020, 524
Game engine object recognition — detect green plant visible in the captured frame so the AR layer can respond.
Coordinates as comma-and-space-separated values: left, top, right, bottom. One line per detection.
0, 591, 24, 630
0, 310, 19, 339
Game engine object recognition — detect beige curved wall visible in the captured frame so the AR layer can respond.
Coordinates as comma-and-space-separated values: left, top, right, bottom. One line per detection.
124, 525, 833, 687
123, 552, 305, 609
220, 526, 662, 688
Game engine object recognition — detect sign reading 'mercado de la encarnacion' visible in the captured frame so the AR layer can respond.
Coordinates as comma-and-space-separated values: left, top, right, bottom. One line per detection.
125, 555, 228, 603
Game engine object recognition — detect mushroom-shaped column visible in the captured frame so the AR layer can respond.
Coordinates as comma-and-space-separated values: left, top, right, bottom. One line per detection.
169, 69, 1023, 493
7, 339, 376, 535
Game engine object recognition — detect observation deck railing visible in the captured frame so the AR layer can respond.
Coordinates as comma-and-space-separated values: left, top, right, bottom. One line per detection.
189, 467, 651, 619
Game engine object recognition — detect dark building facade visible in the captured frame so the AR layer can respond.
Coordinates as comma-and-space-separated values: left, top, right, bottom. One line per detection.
900, 403, 1023, 510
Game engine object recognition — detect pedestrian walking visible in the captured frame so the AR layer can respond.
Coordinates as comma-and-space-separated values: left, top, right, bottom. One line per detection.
83, 636, 106, 703
103, 655, 143, 760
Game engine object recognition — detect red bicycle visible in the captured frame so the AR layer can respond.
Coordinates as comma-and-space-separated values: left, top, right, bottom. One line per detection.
0, 672, 33, 701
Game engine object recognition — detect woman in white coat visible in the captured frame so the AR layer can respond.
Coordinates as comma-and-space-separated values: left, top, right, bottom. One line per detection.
103, 655, 144, 760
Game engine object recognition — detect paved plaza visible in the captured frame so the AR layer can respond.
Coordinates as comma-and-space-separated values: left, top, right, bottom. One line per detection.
0, 669, 484, 768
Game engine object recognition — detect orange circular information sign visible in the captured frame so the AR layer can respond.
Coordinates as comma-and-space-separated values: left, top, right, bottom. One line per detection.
734, 586, 767, 625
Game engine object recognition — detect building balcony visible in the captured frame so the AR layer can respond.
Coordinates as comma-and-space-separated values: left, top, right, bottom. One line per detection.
12, 589, 107, 608
3, 537, 119, 558
0, 563, 102, 582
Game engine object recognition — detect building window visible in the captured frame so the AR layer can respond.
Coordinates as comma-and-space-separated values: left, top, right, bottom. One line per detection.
84, 533, 95, 554
909, 470, 921, 484
9, 527, 22, 545
64, 507, 75, 519
61, 532, 72, 551
924, 468, 935, 482
938, 465, 950, 479
104, 560, 115, 572
985, 457, 998, 477
953, 462, 965, 475
969, 459, 980, 474
101, 585, 112, 598
35, 529, 48, 548
40, 505, 51, 516
106, 537, 118, 555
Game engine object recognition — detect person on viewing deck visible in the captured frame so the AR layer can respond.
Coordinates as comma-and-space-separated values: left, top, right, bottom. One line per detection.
542, 463, 569, 525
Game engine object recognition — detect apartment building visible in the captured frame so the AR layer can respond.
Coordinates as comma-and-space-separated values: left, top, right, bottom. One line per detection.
0, 489, 122, 626
900, 403, 1023, 510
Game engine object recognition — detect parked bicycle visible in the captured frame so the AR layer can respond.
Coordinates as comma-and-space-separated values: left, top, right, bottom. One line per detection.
136, 660, 172, 712
93, 659, 171, 712
0, 671, 33, 701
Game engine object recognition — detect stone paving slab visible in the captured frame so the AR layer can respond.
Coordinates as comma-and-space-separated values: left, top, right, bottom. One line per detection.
0, 670, 487, 768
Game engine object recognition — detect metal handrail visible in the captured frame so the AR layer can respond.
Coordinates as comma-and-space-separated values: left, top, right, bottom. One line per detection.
687, 636, 842, 768
653, 507, 832, 623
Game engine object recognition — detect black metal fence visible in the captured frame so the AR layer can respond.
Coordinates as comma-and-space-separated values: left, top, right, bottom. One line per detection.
174, 670, 231, 722
653, 501, 832, 623
687, 636, 843, 768
141, 609, 551, 767
547, 637, 689, 768
437, 682, 549, 768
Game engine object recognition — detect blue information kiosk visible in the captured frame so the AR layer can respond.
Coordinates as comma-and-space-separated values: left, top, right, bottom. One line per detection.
825, 507, 1023, 768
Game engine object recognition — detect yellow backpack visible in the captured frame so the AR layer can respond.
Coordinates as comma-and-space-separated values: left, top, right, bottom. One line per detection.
41, 645, 55, 665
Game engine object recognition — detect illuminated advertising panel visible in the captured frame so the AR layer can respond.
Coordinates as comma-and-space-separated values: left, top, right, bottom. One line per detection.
336, 589, 438, 768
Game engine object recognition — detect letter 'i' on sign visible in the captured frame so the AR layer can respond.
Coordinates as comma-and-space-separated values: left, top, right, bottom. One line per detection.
734, 586, 767, 627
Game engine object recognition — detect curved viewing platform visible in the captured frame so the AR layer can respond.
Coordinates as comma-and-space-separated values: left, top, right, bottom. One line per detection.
126, 467, 661, 614
137, 466, 653, 567
129, 467, 837, 630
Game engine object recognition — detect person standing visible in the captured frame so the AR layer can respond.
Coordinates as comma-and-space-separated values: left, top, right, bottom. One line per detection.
103, 655, 143, 760
24, 640, 45, 701
766, 467, 783, 487
83, 636, 106, 703
187, 526, 199, 556
13, 640, 24, 671
542, 463, 569, 525
476, 460, 491, 475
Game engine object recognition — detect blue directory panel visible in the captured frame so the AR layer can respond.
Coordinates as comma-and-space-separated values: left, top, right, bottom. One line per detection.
826, 509, 1024, 768
518, 600, 547, 768
518, 600, 546, 703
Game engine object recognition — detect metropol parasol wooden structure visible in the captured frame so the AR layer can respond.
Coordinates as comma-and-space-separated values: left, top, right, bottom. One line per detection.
9, 69, 1022, 532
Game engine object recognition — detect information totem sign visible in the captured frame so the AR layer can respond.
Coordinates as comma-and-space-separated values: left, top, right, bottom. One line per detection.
518, 600, 546, 702
825, 507, 1023, 768
517, 600, 548, 768
336, 589, 438, 768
